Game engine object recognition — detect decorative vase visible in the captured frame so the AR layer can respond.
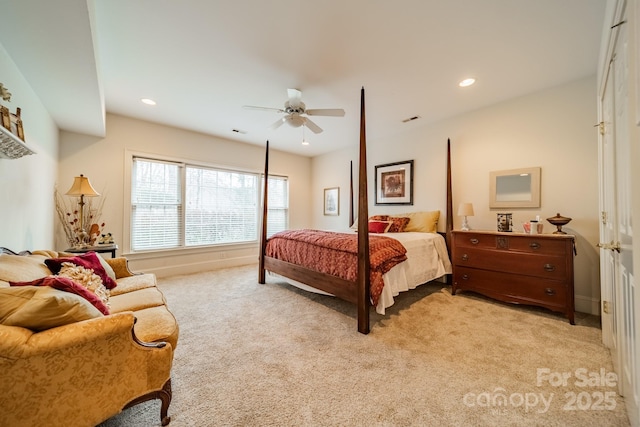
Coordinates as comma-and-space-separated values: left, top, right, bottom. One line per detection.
546, 213, 572, 234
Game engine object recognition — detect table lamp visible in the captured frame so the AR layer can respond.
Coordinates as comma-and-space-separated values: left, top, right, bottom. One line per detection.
458, 202, 474, 231
65, 174, 100, 238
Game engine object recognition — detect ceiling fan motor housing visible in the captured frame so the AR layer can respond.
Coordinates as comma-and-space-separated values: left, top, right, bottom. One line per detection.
284, 100, 305, 115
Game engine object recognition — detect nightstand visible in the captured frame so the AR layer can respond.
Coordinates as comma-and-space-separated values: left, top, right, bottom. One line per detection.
64, 243, 118, 258
451, 230, 575, 324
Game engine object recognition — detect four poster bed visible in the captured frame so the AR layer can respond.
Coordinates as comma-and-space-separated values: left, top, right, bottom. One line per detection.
258, 88, 453, 334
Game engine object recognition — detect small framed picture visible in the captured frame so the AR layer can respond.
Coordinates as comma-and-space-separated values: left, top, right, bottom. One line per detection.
375, 160, 414, 205
324, 187, 339, 216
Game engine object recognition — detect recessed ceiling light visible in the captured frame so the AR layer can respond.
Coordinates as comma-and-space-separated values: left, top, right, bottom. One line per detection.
459, 78, 476, 88
141, 98, 157, 105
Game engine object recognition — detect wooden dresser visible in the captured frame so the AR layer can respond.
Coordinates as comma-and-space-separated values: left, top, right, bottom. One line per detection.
451, 230, 575, 324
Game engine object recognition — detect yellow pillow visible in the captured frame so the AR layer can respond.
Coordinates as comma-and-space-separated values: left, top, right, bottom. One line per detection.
0, 253, 51, 283
400, 211, 440, 233
0, 286, 103, 331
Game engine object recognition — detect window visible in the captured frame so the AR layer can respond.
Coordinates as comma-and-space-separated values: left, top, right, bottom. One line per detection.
265, 175, 288, 237
131, 159, 182, 251
131, 157, 288, 251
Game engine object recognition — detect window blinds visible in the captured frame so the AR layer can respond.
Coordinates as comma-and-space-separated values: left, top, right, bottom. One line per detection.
131, 157, 288, 251
131, 158, 183, 251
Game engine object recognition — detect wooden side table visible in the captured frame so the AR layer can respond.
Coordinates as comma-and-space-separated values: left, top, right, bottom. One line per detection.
65, 244, 118, 258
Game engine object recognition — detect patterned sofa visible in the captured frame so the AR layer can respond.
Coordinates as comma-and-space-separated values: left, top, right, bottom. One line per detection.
0, 248, 179, 427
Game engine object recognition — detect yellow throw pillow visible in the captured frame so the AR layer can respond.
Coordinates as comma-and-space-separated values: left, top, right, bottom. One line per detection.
0, 286, 103, 331
96, 254, 117, 282
400, 211, 440, 233
0, 253, 51, 283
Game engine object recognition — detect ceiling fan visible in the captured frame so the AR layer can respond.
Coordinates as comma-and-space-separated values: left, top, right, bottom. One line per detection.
243, 88, 345, 134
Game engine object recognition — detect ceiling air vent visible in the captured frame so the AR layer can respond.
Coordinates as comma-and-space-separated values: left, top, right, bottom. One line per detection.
402, 115, 420, 123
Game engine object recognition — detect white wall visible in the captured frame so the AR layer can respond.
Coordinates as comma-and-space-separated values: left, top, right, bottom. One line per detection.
312, 76, 601, 314
0, 42, 59, 251
58, 113, 312, 276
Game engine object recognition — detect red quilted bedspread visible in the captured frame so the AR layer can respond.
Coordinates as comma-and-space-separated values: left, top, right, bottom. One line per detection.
265, 229, 408, 306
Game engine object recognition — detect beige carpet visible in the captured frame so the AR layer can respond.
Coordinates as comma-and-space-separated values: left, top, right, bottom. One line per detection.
99, 264, 630, 427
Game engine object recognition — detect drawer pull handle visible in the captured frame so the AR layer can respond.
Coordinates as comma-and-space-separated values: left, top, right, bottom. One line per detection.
545, 288, 556, 296
529, 242, 541, 250
470, 238, 479, 245
544, 264, 556, 272
462, 274, 469, 280
461, 254, 469, 261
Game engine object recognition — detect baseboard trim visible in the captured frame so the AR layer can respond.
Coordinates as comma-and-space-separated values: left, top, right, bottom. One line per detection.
146, 256, 256, 278
575, 294, 600, 316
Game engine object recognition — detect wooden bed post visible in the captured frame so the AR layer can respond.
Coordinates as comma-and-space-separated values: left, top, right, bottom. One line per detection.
349, 160, 355, 228
445, 139, 453, 250
445, 138, 453, 285
357, 87, 370, 334
258, 140, 269, 284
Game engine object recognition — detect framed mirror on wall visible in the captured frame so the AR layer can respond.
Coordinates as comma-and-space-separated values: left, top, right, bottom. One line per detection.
489, 167, 541, 208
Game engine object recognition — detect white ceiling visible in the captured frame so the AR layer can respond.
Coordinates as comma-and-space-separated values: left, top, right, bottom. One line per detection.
0, 0, 606, 157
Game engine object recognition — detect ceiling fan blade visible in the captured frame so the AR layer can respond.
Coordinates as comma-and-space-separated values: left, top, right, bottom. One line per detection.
243, 105, 285, 113
305, 108, 345, 117
269, 117, 286, 130
303, 117, 323, 134
287, 88, 302, 107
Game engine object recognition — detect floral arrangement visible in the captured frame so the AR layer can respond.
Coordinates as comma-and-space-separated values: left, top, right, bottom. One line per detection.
54, 187, 106, 248
0, 83, 11, 102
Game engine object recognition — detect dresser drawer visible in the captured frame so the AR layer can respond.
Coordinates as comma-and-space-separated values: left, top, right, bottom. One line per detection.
453, 266, 568, 309
453, 232, 498, 249
453, 247, 567, 280
507, 236, 569, 255
454, 231, 571, 255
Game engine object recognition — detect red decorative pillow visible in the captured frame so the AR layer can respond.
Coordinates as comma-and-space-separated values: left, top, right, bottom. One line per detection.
368, 220, 392, 234
387, 217, 410, 233
11, 276, 110, 315
45, 252, 117, 290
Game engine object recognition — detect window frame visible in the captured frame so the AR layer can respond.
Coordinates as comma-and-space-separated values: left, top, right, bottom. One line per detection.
124, 150, 288, 255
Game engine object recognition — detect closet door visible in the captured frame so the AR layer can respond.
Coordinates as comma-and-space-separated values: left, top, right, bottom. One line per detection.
599, 46, 619, 379
598, 1, 638, 425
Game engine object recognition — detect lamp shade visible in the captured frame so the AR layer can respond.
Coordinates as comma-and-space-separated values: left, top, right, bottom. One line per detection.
65, 174, 99, 197
457, 202, 474, 217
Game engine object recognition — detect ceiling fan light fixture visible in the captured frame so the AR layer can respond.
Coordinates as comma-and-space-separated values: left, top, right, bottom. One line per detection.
287, 115, 305, 128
